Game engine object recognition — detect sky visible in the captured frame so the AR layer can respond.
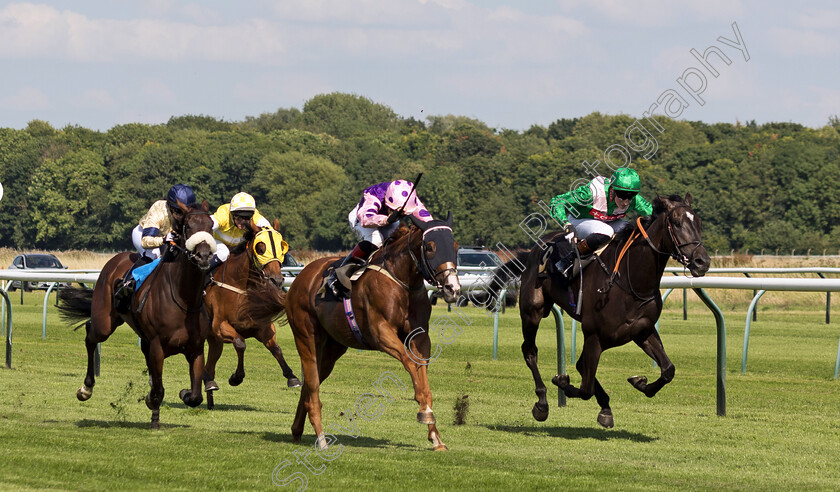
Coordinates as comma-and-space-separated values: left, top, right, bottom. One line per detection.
0, 0, 837, 132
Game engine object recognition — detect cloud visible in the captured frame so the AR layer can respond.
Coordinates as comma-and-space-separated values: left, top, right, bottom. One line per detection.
73, 89, 116, 110
0, 86, 50, 110
767, 27, 840, 57
233, 74, 333, 105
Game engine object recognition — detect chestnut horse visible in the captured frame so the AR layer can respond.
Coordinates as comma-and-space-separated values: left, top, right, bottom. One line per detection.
244, 214, 460, 451
487, 194, 710, 428
58, 200, 215, 429
203, 220, 301, 410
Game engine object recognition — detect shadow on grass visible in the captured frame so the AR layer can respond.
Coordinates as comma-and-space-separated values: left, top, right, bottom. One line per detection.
75, 419, 189, 429
162, 402, 261, 412
228, 430, 419, 450
482, 424, 656, 442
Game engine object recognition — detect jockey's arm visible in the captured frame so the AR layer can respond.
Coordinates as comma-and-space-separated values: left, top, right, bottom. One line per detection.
632, 194, 654, 217
408, 197, 434, 222
357, 195, 390, 228
252, 210, 272, 229
549, 182, 593, 226
138, 201, 170, 249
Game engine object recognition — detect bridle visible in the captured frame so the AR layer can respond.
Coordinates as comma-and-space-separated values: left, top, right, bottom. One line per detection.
407, 225, 457, 290
639, 205, 704, 270
169, 209, 214, 266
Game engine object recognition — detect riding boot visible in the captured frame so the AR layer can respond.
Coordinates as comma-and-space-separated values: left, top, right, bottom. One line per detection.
555, 233, 611, 276
327, 242, 376, 297
204, 254, 225, 287
115, 255, 152, 313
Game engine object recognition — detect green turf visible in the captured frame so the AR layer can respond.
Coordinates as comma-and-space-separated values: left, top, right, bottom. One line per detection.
1, 291, 839, 491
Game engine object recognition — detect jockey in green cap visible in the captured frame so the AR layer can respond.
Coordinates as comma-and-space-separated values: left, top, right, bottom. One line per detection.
549, 167, 653, 275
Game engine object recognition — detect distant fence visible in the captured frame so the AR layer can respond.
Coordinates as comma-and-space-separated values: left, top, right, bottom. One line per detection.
2, 267, 839, 418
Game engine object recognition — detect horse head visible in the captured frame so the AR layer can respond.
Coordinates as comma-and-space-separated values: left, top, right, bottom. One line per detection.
175, 199, 216, 270
248, 219, 288, 289
409, 211, 461, 303
657, 193, 710, 277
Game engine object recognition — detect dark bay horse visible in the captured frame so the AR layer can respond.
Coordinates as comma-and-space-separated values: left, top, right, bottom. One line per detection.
244, 214, 460, 451
488, 194, 710, 428
203, 221, 301, 410
58, 200, 216, 429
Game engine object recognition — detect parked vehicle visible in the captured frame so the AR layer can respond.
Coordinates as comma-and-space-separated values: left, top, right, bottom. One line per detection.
432, 247, 519, 308
7, 253, 69, 291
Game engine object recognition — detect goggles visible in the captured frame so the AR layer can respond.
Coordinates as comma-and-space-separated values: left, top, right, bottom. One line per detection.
614, 189, 637, 201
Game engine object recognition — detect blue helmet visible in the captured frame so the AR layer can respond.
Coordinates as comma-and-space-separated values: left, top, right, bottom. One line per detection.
166, 184, 196, 208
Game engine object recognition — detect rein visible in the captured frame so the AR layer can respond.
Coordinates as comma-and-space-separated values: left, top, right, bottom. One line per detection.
600, 205, 704, 295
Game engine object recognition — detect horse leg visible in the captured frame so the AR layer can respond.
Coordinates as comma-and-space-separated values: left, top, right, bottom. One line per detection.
552, 333, 611, 427
379, 325, 447, 451
628, 330, 675, 398
144, 338, 165, 430
256, 324, 302, 388
203, 336, 222, 409
78, 311, 120, 401
179, 346, 206, 408
521, 309, 549, 422
290, 315, 325, 446
214, 320, 247, 386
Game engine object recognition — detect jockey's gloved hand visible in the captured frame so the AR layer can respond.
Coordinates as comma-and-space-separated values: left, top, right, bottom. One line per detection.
386, 210, 402, 224
165, 231, 180, 243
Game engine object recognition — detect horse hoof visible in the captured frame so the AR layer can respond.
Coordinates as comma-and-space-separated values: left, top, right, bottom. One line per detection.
551, 374, 569, 388
531, 403, 549, 422
287, 378, 302, 388
433, 444, 449, 452
228, 374, 244, 386
627, 375, 647, 392
150, 421, 160, 430
597, 408, 614, 429
76, 385, 92, 401
205, 380, 219, 392
417, 411, 436, 424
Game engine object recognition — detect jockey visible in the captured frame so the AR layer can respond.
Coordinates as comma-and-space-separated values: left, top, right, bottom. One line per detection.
326, 179, 433, 296
549, 167, 653, 274
117, 183, 197, 310
132, 183, 197, 259
209, 192, 273, 271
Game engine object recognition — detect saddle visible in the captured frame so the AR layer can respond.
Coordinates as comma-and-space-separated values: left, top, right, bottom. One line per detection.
540, 233, 609, 286
319, 259, 366, 299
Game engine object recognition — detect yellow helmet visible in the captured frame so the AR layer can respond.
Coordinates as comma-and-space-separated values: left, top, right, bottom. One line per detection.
230, 192, 256, 213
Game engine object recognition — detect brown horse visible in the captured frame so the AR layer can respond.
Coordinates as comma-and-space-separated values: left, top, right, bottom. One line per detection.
57, 200, 216, 429
203, 220, 301, 410
243, 214, 460, 451
487, 194, 710, 428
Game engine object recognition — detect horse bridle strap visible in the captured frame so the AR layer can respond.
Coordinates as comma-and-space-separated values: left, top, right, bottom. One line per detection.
208, 278, 247, 295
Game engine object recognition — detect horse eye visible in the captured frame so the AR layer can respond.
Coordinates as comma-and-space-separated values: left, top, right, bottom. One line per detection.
425, 241, 436, 258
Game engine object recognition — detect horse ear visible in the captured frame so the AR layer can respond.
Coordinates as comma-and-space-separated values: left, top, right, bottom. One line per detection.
445, 210, 453, 227
273, 218, 281, 231
684, 192, 693, 206
249, 218, 260, 234
200, 199, 210, 212
409, 214, 428, 231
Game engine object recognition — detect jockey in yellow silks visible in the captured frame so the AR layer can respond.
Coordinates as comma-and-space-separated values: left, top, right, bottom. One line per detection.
208, 192, 273, 270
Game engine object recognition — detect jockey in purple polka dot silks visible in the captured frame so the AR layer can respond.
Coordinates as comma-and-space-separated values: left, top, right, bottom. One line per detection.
327, 179, 433, 297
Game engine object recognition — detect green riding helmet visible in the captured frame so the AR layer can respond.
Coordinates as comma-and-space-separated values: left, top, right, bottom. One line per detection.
609, 167, 641, 192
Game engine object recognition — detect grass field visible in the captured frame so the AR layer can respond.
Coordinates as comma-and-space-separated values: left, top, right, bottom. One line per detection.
1, 288, 839, 491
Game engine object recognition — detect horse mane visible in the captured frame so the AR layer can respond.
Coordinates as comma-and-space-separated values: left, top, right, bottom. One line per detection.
612, 193, 686, 243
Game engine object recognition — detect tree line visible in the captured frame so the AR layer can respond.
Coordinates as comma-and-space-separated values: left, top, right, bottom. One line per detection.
1, 92, 839, 254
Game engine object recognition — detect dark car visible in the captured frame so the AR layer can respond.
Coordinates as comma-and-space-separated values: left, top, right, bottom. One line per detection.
431, 247, 519, 308
7, 253, 69, 291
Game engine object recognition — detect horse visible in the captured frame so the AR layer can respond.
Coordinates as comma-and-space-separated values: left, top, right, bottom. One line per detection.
487, 194, 710, 428
242, 213, 460, 451
57, 199, 216, 429
202, 219, 301, 410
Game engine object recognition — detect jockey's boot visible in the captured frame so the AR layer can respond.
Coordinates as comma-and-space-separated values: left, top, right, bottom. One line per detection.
205, 254, 225, 286
327, 241, 377, 298
114, 255, 152, 313
554, 233, 611, 276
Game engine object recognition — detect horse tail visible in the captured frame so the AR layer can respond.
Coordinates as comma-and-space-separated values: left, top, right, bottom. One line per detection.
237, 279, 288, 328
57, 287, 93, 330
484, 250, 530, 311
